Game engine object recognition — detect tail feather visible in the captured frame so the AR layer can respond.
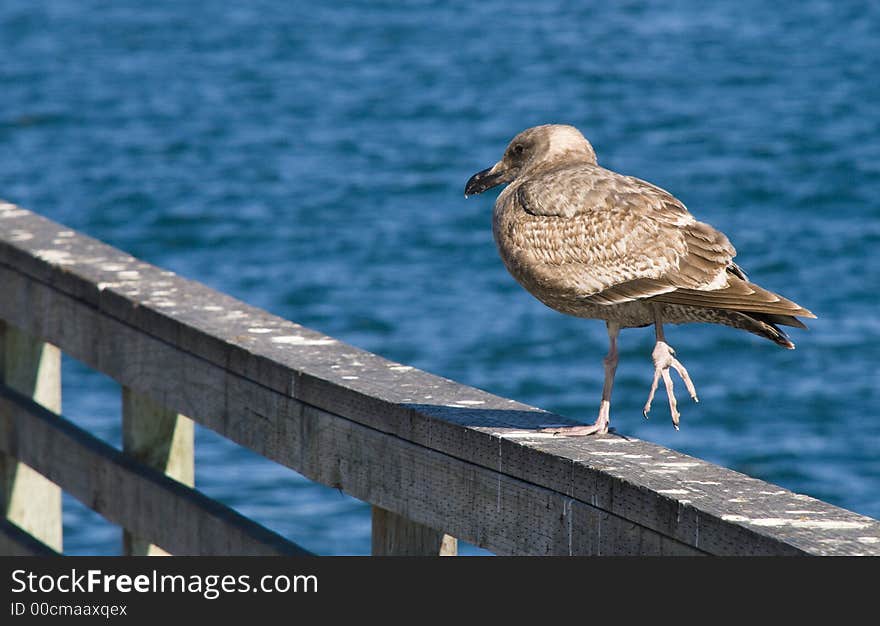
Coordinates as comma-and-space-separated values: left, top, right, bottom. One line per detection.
653, 270, 816, 320
748, 311, 808, 330
735, 311, 796, 349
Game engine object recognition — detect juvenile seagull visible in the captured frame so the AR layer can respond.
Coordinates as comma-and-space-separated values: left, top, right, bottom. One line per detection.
465, 124, 814, 433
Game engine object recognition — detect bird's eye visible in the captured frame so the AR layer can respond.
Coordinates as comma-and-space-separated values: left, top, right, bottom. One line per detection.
514, 144, 524, 155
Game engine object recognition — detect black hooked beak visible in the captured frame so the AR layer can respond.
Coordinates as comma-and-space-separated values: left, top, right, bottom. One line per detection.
464, 164, 509, 197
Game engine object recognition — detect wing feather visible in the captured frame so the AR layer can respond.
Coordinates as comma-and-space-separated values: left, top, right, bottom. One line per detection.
504, 165, 815, 320
511, 167, 731, 302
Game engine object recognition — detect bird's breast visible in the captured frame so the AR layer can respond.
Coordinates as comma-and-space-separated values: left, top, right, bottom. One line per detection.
492, 196, 588, 312
490, 189, 654, 327
492, 192, 538, 289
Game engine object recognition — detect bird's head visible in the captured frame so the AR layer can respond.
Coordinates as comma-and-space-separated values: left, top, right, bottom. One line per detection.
465, 124, 597, 197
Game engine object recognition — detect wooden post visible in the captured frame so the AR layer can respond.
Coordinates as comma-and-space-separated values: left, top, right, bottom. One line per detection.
371, 506, 457, 556
122, 387, 194, 555
0, 322, 63, 552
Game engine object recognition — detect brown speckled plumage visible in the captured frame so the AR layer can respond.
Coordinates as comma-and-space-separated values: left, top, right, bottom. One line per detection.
465, 124, 815, 432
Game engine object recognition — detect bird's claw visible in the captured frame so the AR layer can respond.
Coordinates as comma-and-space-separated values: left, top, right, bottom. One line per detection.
643, 340, 697, 429
540, 400, 611, 436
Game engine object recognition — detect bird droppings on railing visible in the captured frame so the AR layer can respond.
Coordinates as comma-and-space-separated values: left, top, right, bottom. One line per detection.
656, 462, 701, 470
34, 249, 74, 265
270, 336, 337, 346
721, 515, 870, 530
0, 202, 28, 217
564, 498, 574, 556
494, 431, 558, 440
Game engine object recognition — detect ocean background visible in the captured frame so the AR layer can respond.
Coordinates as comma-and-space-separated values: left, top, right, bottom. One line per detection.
1, 1, 878, 555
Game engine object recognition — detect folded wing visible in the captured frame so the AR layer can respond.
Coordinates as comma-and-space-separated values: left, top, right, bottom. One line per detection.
510, 166, 815, 322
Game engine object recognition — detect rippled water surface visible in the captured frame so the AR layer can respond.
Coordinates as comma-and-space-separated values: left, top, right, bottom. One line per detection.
1, 1, 878, 554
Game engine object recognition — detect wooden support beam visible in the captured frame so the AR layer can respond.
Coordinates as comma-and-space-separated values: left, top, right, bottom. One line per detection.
372, 506, 457, 556
0, 384, 309, 556
0, 321, 63, 553
0, 519, 60, 556
122, 387, 195, 556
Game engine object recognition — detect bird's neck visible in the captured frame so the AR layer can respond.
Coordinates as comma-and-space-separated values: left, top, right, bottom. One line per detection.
523, 154, 597, 178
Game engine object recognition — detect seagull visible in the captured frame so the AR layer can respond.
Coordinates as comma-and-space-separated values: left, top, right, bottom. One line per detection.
465, 124, 814, 434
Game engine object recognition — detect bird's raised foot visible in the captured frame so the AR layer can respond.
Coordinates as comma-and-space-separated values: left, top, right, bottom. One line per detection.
540, 400, 610, 436
642, 340, 698, 429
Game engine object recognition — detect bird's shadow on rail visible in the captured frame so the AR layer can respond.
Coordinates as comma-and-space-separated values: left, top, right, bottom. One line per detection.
400, 403, 633, 441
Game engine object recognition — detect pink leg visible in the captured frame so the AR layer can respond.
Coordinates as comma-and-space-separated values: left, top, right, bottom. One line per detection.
542, 322, 619, 436
642, 311, 698, 429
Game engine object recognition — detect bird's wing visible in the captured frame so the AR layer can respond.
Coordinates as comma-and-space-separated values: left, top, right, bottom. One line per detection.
510, 167, 735, 305
621, 179, 814, 318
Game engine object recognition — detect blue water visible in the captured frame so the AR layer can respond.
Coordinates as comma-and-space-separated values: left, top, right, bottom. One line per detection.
1, 1, 878, 555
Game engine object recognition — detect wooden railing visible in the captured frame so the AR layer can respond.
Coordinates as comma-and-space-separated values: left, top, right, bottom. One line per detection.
0, 200, 878, 556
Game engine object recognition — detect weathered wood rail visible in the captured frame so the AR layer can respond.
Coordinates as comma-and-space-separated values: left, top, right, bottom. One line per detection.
0, 200, 878, 556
